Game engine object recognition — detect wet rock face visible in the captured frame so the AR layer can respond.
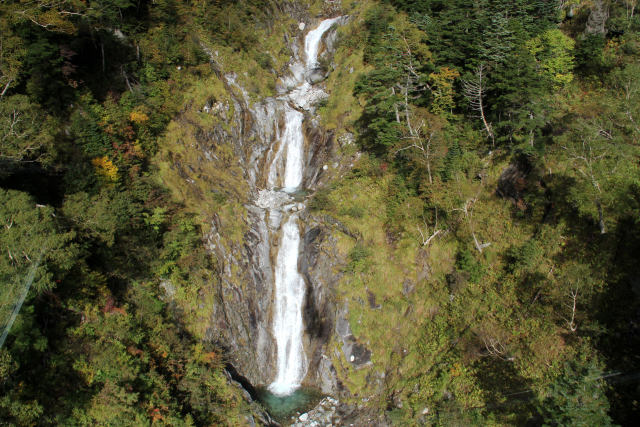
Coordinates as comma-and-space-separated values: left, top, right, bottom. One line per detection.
201, 83, 281, 385
299, 224, 342, 394
205, 208, 277, 385
304, 124, 335, 192
307, 67, 328, 84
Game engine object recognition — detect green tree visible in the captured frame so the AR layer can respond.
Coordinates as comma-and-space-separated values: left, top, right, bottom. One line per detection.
526, 28, 576, 87
355, 6, 433, 154
0, 190, 76, 323
0, 349, 44, 426
559, 119, 637, 235
0, 95, 56, 169
0, 19, 25, 98
536, 358, 614, 426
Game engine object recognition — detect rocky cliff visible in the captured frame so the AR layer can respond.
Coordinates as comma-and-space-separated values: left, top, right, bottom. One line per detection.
160, 13, 351, 395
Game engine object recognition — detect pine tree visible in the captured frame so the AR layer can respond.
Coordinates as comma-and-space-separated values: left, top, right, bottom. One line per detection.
536, 358, 614, 426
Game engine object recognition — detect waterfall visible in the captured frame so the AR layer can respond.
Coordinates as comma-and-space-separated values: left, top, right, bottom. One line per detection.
304, 18, 341, 69
266, 17, 341, 396
269, 213, 306, 395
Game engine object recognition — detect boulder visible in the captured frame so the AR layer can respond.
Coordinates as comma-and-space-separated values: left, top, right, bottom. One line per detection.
585, 0, 609, 35
307, 67, 328, 84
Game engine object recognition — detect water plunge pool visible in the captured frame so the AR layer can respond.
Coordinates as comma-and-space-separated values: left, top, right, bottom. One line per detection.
256, 386, 323, 424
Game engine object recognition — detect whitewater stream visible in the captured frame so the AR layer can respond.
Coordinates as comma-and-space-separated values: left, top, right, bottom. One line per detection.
262, 17, 341, 397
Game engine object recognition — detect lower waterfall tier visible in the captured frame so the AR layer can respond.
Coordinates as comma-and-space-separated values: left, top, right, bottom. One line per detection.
269, 213, 307, 395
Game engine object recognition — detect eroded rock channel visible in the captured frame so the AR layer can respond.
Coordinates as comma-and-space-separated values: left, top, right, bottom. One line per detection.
192, 16, 351, 423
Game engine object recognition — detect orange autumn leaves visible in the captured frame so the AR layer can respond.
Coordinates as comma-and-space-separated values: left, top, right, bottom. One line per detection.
91, 109, 151, 181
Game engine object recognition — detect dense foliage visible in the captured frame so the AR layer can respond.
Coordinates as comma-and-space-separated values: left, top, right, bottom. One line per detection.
0, 0, 290, 424
2, 0, 640, 425
312, 0, 640, 424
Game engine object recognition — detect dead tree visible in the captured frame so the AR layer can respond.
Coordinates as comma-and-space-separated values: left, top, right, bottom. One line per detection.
562, 133, 609, 234
394, 129, 436, 184
564, 287, 579, 332
585, 0, 610, 35
481, 335, 508, 359
390, 36, 438, 184
624, 0, 637, 20
462, 63, 494, 146
416, 208, 443, 247
454, 196, 491, 253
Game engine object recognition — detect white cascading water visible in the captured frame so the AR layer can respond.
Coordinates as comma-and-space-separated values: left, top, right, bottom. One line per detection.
267, 17, 341, 396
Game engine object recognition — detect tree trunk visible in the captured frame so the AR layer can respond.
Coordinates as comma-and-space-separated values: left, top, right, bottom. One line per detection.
426, 141, 433, 185
0, 80, 12, 99
597, 200, 606, 234
391, 87, 400, 123
101, 41, 105, 73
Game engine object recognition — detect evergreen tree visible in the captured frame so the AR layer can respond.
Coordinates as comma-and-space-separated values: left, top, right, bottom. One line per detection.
536, 358, 614, 426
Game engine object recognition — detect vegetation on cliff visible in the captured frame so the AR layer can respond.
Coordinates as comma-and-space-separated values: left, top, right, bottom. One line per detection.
0, 0, 314, 424
313, 0, 640, 424
1, 0, 639, 425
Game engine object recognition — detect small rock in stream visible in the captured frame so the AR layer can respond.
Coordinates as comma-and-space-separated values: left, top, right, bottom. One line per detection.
291, 397, 339, 427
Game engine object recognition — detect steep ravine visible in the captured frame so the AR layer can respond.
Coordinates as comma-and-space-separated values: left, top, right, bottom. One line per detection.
200, 17, 348, 398
158, 10, 381, 422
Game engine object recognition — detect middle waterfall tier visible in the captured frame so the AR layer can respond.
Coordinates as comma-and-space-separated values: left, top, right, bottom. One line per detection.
267, 108, 304, 192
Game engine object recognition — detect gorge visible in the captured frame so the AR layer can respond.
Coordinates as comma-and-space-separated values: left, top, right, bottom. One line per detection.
267, 17, 342, 396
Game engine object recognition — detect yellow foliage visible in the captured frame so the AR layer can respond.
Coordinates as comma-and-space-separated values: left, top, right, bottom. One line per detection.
450, 362, 463, 377
129, 111, 149, 124
91, 156, 119, 181
429, 66, 460, 116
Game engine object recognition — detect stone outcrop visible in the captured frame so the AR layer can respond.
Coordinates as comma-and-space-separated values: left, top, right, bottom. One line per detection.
335, 304, 372, 367
585, 0, 610, 35
292, 396, 390, 427
496, 157, 533, 211
291, 397, 340, 426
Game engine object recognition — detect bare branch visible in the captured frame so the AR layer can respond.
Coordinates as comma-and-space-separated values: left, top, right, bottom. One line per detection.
564, 288, 579, 332
462, 63, 494, 146
0, 80, 13, 99
416, 208, 442, 247
480, 335, 508, 359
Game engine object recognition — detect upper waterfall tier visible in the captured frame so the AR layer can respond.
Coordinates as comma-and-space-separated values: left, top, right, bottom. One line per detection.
266, 17, 341, 192
304, 17, 342, 69
279, 17, 341, 111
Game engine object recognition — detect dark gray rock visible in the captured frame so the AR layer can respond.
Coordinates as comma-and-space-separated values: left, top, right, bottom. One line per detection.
496, 158, 533, 211
402, 279, 415, 297
299, 223, 343, 393
307, 67, 328, 84
585, 0, 609, 35
335, 304, 372, 367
